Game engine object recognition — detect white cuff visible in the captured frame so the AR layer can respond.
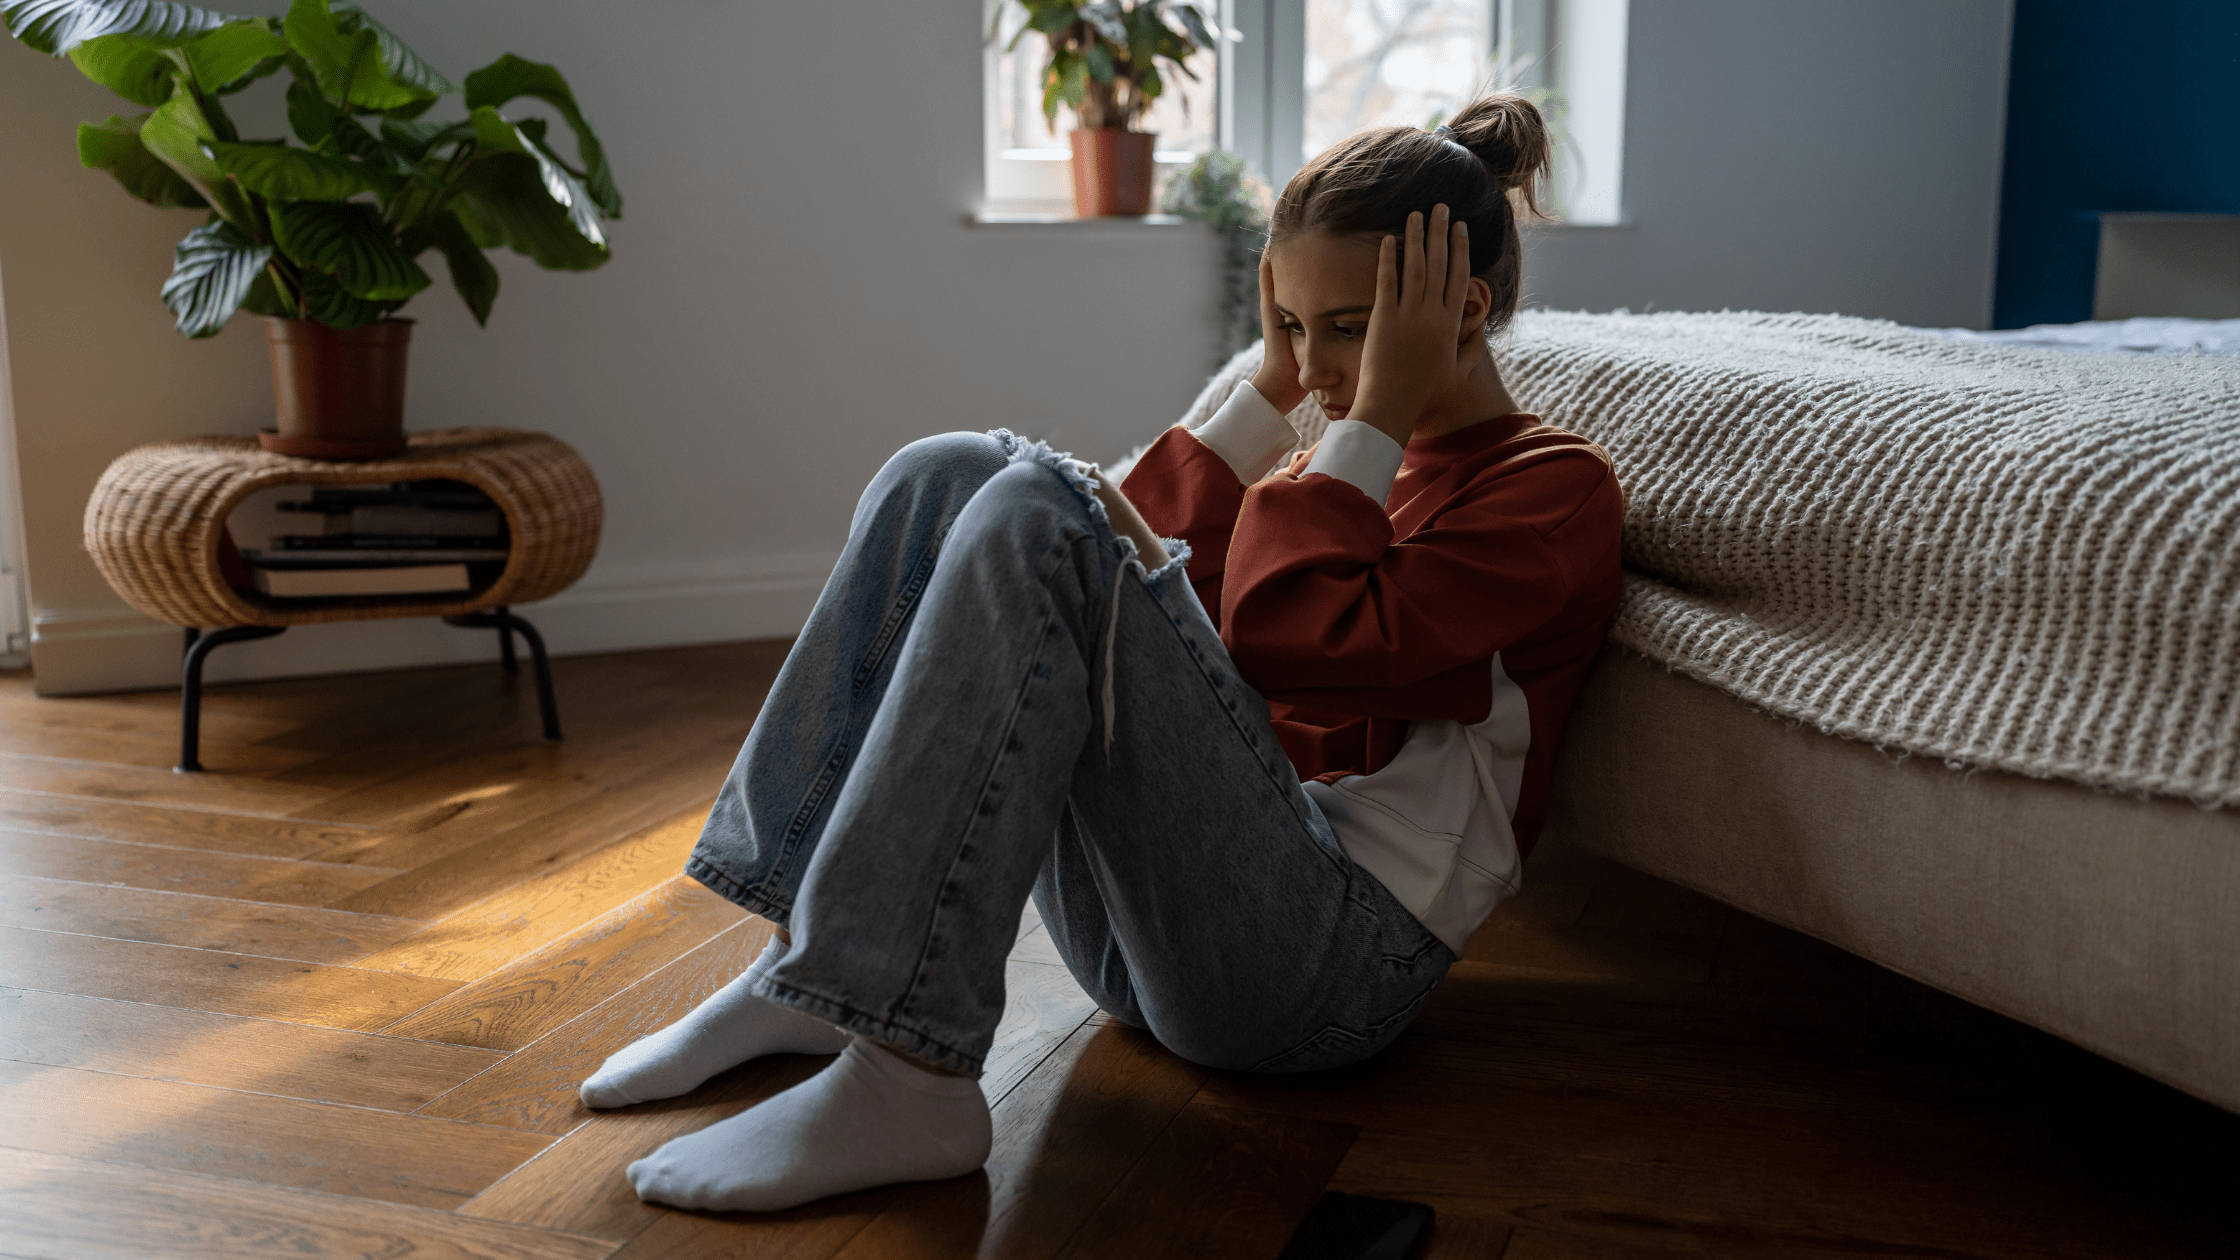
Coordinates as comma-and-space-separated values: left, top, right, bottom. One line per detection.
1302, 420, 1406, 503
1189, 381, 1298, 484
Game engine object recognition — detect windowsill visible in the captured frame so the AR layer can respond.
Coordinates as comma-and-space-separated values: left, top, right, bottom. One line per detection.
967, 212, 1633, 231
969, 210, 1197, 228
963, 211, 1630, 232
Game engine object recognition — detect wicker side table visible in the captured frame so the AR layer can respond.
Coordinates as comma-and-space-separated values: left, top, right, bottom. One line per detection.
86, 427, 603, 770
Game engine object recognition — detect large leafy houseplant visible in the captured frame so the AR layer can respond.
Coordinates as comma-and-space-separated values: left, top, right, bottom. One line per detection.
3, 0, 620, 339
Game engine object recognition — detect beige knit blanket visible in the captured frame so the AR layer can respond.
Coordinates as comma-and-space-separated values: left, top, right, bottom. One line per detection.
1171, 312, 2240, 805
1498, 310, 2240, 807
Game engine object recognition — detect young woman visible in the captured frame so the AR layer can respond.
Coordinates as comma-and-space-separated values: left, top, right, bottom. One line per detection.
583, 91, 1623, 1213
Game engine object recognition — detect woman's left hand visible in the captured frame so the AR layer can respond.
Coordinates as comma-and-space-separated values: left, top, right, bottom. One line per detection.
1350, 204, 1473, 448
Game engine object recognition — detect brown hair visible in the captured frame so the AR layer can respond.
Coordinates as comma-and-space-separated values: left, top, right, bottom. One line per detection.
1270, 92, 1552, 334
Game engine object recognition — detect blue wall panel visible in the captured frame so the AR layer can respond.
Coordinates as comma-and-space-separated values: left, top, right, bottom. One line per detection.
1994, 0, 2240, 328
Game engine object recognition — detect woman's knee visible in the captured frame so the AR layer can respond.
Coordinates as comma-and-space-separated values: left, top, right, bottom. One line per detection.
945, 456, 1102, 551
855, 432, 1011, 531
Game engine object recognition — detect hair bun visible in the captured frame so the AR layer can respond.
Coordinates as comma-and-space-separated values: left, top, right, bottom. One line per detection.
1447, 92, 1551, 214
1272, 89, 1552, 335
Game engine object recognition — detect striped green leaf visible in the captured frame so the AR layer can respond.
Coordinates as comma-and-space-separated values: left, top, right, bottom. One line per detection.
206, 139, 372, 200
161, 218, 269, 337
270, 199, 430, 300
3, 0, 232, 55
282, 0, 433, 112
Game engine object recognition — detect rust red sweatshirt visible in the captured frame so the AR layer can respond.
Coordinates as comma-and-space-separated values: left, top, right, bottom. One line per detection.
1123, 381, 1623, 952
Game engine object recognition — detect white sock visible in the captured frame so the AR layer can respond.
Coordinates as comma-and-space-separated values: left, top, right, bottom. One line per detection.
626, 1039, 992, 1212
579, 938, 852, 1109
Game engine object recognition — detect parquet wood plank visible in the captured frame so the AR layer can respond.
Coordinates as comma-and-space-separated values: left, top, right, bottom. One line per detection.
1423, 1212, 1513, 1259
0, 926, 459, 1031
0, 1059, 553, 1209
1007, 923, 1065, 968
454, 959, 1106, 1244
381, 877, 748, 1050
0, 750, 342, 816
1400, 1002, 1967, 1129
0, 874, 419, 963
829, 1022, 1206, 1260
1465, 875, 1593, 938
0, 986, 503, 1110
978, 959, 1098, 1108
604, 1206, 879, 1260
1056, 1100, 1356, 1260
1573, 860, 1732, 939
1412, 961, 1869, 1059
0, 1145, 619, 1260
0, 685, 300, 742
247, 655, 742, 804
417, 917, 774, 1133
320, 735, 738, 907
289, 710, 747, 838
0, 831, 401, 908
178, 655, 685, 789
1207, 1050, 2167, 1260
0, 788, 378, 860
348, 814, 707, 981
0, 722, 323, 774
1494, 1226, 1969, 1260
1454, 910, 1723, 984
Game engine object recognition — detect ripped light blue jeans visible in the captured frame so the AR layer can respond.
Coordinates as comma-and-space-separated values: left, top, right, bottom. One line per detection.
686, 431, 1453, 1077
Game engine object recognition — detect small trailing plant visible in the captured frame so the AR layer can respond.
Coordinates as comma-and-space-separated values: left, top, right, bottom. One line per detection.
999, 0, 1215, 132
2, 0, 620, 337
1159, 150, 1271, 361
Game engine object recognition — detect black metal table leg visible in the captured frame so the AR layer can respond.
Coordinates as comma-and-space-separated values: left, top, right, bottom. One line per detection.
445, 609, 561, 741
495, 604, 518, 673
178, 625, 286, 772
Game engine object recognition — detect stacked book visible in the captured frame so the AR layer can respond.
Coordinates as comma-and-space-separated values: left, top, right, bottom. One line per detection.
226, 480, 511, 598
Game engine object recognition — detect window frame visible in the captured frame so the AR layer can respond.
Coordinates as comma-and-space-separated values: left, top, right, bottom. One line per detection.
979, 0, 1625, 225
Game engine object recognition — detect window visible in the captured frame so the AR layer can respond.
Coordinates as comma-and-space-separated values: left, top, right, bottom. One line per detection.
983, 0, 1625, 224
984, 5, 1224, 216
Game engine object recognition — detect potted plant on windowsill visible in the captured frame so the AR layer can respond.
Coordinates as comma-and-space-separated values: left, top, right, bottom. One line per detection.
4, 0, 620, 460
1002, 1, 1213, 218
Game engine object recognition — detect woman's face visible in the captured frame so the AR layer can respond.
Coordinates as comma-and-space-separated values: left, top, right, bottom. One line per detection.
1266, 232, 1381, 422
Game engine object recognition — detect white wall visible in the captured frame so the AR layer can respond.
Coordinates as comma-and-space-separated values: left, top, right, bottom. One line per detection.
2, 0, 2012, 696
1, 0, 1222, 694
1525, 0, 2013, 327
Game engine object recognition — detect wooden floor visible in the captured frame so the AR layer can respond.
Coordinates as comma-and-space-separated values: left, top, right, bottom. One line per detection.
0, 640, 2233, 1259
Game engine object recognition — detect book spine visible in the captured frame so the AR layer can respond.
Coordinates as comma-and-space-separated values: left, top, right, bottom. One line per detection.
300, 490, 497, 508
242, 549, 509, 566
273, 535, 509, 550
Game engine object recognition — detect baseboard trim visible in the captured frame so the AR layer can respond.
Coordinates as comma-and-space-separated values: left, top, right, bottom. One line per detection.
28, 549, 838, 696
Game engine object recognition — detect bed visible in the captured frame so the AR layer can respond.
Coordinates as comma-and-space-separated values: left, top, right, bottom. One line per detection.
1171, 313, 2240, 1112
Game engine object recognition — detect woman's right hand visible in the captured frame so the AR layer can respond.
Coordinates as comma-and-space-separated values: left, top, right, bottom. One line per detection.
1247, 250, 1309, 415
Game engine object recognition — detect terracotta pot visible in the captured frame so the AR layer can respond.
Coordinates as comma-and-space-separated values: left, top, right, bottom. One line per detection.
1069, 129, 1158, 217
258, 317, 413, 460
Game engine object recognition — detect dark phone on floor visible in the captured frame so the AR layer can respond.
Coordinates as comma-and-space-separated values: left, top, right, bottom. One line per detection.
1278, 1191, 1436, 1260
